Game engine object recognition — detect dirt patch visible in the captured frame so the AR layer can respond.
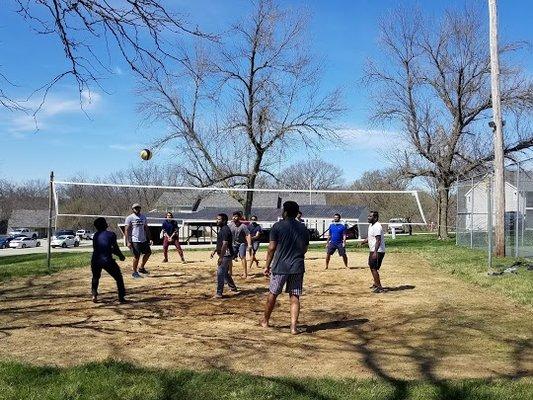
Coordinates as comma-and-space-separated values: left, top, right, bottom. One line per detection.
0, 250, 531, 380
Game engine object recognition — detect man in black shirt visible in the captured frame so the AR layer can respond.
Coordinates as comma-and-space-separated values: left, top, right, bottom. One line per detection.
210, 213, 238, 298
91, 217, 126, 303
260, 201, 309, 334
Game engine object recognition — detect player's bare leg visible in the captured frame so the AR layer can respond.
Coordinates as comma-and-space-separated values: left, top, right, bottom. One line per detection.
290, 294, 301, 335
140, 253, 150, 269
342, 254, 349, 268
371, 269, 382, 288
241, 257, 249, 278
132, 256, 139, 273
325, 253, 331, 269
260, 292, 277, 328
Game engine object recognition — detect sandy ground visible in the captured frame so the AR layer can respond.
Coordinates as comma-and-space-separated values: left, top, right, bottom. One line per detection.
0, 250, 532, 380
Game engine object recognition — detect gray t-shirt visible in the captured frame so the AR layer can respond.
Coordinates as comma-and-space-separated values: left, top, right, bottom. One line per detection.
125, 213, 148, 243
270, 218, 310, 275
228, 221, 250, 245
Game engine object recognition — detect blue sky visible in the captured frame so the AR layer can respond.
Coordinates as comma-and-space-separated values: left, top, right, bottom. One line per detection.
0, 0, 531, 184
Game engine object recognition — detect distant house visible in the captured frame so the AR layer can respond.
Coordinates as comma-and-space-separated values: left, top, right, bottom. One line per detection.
120, 190, 366, 245
7, 209, 50, 238
462, 177, 523, 231
154, 190, 327, 213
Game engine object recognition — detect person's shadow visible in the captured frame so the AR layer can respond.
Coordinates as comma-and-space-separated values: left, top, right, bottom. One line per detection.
383, 285, 415, 292
303, 318, 369, 333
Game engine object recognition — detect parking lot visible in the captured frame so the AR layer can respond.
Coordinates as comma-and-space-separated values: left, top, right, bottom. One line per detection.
0, 238, 94, 257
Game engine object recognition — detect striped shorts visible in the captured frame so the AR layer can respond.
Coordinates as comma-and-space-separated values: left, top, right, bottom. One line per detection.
269, 273, 304, 296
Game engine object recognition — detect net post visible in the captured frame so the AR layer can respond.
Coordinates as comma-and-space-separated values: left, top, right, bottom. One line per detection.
456, 176, 459, 246
46, 171, 54, 273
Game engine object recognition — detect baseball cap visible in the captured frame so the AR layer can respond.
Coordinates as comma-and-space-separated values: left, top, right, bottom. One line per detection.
132, 203, 141, 209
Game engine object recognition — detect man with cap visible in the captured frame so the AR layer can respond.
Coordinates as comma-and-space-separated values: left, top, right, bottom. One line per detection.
125, 203, 152, 278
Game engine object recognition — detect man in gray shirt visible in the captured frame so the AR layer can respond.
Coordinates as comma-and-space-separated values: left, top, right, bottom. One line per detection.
228, 211, 252, 279
260, 201, 309, 335
125, 203, 152, 278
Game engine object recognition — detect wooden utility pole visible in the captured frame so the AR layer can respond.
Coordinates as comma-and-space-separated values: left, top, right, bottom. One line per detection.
488, 0, 505, 256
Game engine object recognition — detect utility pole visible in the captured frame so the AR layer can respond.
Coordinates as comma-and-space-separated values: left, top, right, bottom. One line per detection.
488, 0, 505, 257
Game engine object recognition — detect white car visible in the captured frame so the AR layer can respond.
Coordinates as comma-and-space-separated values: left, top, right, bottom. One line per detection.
76, 229, 93, 240
388, 218, 408, 234
51, 235, 80, 248
8, 228, 38, 238
9, 237, 41, 249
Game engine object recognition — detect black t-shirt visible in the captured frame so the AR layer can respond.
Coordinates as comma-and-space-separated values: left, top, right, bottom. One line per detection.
270, 218, 310, 275
216, 225, 234, 257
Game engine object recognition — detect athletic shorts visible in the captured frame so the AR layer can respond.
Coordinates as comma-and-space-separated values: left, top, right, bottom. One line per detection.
269, 273, 304, 296
252, 241, 260, 253
327, 242, 346, 257
368, 252, 385, 270
233, 243, 248, 258
131, 241, 151, 258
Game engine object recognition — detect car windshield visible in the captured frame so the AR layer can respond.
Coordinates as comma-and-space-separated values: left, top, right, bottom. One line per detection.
57, 236, 67, 239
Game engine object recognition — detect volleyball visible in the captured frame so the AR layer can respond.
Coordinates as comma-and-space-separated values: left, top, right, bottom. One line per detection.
140, 148, 152, 161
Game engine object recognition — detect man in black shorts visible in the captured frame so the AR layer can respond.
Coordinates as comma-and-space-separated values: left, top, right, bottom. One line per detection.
361, 211, 386, 293
125, 203, 152, 278
260, 201, 309, 335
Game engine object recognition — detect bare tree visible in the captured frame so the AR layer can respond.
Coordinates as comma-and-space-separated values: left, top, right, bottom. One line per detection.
280, 159, 344, 189
3, 0, 210, 111
139, 0, 343, 217
364, 6, 533, 239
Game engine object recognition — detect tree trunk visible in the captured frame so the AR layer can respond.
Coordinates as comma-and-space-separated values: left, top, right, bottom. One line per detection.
437, 183, 450, 239
243, 153, 264, 218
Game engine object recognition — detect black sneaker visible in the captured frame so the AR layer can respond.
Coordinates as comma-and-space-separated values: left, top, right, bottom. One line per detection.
372, 286, 385, 293
138, 268, 150, 274
230, 287, 240, 293
119, 298, 127, 304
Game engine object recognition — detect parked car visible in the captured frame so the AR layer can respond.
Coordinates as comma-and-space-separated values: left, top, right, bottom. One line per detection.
9, 237, 41, 249
51, 235, 80, 248
0, 235, 12, 249
76, 229, 92, 240
388, 218, 408, 234
52, 229, 76, 240
7, 228, 38, 238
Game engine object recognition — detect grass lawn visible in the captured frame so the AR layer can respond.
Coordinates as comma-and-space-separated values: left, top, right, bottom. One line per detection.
0, 360, 531, 400
0, 253, 91, 282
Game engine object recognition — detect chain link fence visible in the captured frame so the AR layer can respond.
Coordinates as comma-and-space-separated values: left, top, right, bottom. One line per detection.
456, 157, 533, 258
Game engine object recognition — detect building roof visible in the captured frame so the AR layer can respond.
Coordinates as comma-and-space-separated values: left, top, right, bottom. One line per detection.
146, 205, 367, 223
154, 190, 327, 212
8, 209, 50, 229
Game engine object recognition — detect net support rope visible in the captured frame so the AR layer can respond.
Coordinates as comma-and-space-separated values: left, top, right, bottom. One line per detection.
52, 180, 428, 225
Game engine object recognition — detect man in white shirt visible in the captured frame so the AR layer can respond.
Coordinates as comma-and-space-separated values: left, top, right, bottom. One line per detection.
361, 211, 386, 293
125, 203, 152, 279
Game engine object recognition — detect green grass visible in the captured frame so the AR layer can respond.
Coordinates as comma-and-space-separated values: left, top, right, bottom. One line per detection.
0, 252, 91, 282
0, 360, 531, 400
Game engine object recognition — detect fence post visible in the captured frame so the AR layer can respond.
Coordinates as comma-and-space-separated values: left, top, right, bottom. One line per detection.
456, 177, 460, 246
470, 177, 474, 248
515, 161, 520, 257
487, 176, 493, 272
46, 171, 54, 272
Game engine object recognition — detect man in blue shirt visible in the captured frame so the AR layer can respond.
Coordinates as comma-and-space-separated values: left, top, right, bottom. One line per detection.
91, 217, 126, 303
325, 213, 348, 269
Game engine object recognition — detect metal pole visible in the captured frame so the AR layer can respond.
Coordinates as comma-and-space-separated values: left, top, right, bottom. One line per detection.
46, 171, 54, 272
515, 161, 520, 257
487, 177, 493, 272
470, 177, 474, 248
456, 177, 460, 246
488, 0, 506, 256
